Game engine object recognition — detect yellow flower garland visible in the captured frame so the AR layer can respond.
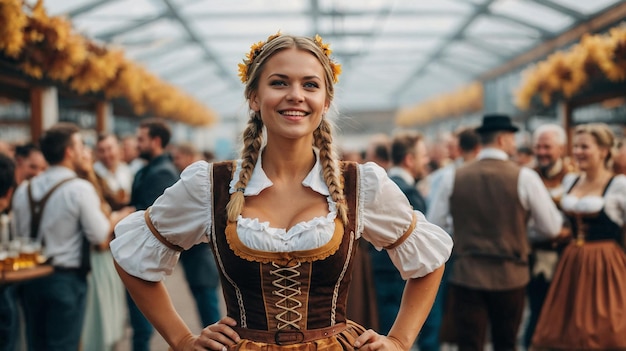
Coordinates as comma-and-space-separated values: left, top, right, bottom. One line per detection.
0, 0, 28, 57
395, 82, 483, 127
0, 0, 217, 126
515, 24, 626, 110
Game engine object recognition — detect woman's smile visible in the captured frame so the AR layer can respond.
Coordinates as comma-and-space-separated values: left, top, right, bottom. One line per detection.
279, 109, 309, 121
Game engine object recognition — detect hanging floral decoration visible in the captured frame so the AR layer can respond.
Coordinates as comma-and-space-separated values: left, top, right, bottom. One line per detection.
0, 0, 217, 126
515, 24, 626, 110
395, 82, 483, 127
0, 0, 28, 57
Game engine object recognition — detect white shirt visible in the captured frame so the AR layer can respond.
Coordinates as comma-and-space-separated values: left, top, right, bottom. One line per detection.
111, 153, 453, 282
12, 166, 111, 268
93, 161, 133, 194
427, 148, 562, 239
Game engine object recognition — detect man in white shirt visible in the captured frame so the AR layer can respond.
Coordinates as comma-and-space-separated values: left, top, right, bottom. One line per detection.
12, 123, 110, 351
428, 115, 565, 351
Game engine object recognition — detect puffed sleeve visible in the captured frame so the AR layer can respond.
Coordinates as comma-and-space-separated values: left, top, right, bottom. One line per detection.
605, 174, 626, 227
110, 160, 212, 281
358, 162, 453, 280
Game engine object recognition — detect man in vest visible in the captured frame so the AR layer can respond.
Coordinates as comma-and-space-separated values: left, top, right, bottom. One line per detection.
523, 123, 573, 348
12, 122, 110, 350
428, 114, 565, 351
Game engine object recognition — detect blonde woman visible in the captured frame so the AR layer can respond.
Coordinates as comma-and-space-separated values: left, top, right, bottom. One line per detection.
532, 123, 626, 350
111, 33, 452, 351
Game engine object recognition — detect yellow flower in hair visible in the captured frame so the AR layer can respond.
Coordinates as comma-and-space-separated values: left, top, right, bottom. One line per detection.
331, 61, 342, 82
314, 34, 341, 83
238, 32, 282, 83
315, 34, 332, 56
237, 63, 248, 83
238, 32, 342, 84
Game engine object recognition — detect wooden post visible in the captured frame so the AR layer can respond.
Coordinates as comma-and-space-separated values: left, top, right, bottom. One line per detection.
559, 101, 573, 156
96, 101, 111, 133
30, 87, 43, 143
29, 86, 58, 142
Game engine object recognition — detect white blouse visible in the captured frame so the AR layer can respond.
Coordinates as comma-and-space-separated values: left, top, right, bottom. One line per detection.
560, 173, 626, 226
111, 154, 453, 282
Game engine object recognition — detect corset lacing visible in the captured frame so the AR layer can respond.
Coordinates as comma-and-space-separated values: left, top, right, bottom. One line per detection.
270, 261, 303, 330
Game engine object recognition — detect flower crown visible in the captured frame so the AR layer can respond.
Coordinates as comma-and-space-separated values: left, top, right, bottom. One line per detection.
237, 32, 342, 84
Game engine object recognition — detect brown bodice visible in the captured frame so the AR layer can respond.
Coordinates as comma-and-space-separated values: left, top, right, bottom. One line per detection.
210, 161, 359, 332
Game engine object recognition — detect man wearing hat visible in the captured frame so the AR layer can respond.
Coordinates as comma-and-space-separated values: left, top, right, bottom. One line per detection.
428, 114, 565, 351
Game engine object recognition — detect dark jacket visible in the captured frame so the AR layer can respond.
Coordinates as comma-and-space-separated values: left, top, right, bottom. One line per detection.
130, 154, 179, 211
389, 175, 427, 213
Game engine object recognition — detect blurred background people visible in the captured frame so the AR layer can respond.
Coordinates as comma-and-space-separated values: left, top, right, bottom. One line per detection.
371, 131, 429, 337
0, 153, 15, 212
613, 137, 626, 175
94, 134, 133, 210
429, 115, 564, 351
169, 142, 222, 327
365, 133, 391, 170
13, 143, 46, 185
126, 118, 179, 351
523, 123, 574, 349
514, 145, 534, 167
76, 144, 133, 351
0, 141, 14, 159
0, 153, 17, 351
170, 142, 202, 174
11, 123, 110, 350
425, 127, 481, 348
121, 135, 145, 177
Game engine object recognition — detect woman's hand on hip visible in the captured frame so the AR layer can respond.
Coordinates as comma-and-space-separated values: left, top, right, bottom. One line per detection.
196, 317, 241, 351
354, 329, 407, 351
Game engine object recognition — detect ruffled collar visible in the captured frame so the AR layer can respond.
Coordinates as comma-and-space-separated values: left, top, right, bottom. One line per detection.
229, 147, 330, 196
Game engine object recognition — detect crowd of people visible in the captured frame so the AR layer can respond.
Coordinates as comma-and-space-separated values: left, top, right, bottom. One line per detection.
0, 120, 220, 351
344, 116, 626, 351
0, 32, 625, 351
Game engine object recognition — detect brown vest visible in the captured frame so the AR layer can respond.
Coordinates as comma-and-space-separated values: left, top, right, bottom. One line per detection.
210, 161, 359, 331
449, 158, 530, 290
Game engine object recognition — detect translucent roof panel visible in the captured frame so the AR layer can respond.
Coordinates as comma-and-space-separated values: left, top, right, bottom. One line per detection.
489, 0, 575, 33
30, 0, 625, 121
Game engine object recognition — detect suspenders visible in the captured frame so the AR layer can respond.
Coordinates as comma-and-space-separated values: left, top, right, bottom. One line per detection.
27, 177, 76, 241
26, 177, 91, 274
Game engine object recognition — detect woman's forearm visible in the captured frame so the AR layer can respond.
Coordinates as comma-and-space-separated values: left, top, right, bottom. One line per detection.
387, 265, 445, 350
114, 261, 194, 349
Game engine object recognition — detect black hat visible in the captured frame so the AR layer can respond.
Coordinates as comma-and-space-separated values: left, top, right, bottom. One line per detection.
475, 114, 519, 133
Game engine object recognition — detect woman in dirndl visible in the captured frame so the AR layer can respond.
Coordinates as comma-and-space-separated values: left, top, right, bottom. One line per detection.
532, 123, 626, 350
110, 32, 452, 351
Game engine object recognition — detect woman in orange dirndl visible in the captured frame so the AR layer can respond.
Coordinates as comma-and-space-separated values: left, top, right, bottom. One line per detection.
532, 123, 626, 350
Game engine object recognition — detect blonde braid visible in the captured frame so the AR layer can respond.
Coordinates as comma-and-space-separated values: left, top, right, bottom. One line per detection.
314, 118, 348, 226
226, 113, 264, 222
